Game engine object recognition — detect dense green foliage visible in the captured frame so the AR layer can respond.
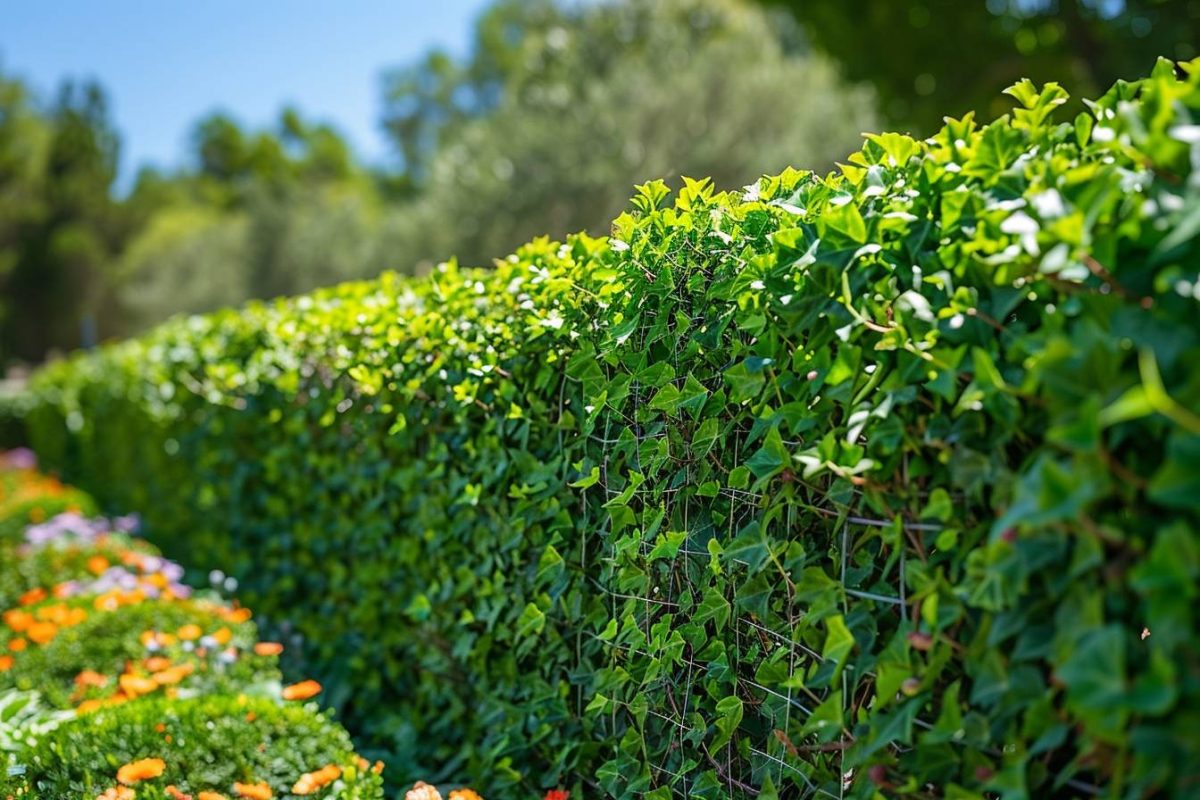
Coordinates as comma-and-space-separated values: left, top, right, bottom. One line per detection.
24, 62, 1200, 798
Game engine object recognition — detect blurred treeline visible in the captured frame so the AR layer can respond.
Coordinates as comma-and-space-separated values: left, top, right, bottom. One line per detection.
1, 0, 1196, 365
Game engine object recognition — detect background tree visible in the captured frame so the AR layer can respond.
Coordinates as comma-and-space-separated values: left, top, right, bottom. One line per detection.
118, 0, 878, 330
0, 75, 125, 363
115, 108, 385, 329
378, 0, 877, 267
0, 72, 49, 365
768, 0, 1200, 133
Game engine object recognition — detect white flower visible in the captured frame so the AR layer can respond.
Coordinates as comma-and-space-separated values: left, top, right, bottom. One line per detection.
1000, 211, 1040, 255
1030, 189, 1066, 219
1169, 124, 1200, 143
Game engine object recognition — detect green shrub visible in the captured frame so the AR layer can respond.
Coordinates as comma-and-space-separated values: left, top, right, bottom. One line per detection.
0, 391, 30, 449
24, 61, 1200, 797
3, 693, 386, 799
0, 689, 72, 764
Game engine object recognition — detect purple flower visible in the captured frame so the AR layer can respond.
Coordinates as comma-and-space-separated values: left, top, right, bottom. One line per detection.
25, 512, 100, 545
20, 508, 192, 599
3, 448, 37, 470
56, 581, 81, 598
113, 514, 140, 533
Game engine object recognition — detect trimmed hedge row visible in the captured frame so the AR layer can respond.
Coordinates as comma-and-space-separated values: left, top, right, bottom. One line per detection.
0, 457, 387, 799
16, 695, 382, 799
23, 61, 1200, 797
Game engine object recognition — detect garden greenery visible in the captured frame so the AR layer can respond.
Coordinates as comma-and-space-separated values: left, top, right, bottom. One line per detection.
0, 459, 387, 799
21, 61, 1200, 797
15, 694, 385, 799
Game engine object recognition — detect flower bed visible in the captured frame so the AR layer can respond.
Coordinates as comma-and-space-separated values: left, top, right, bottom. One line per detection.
15, 694, 383, 800
0, 453, 388, 800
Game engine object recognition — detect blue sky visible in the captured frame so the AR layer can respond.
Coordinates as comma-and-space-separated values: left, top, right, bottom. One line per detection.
1, 1, 491, 186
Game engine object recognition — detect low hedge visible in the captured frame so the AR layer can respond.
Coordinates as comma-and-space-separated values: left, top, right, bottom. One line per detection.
4, 693, 385, 799
0, 466, 387, 798
23, 61, 1200, 797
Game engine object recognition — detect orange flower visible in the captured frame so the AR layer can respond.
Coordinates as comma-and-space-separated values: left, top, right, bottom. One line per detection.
75, 669, 109, 688
253, 642, 283, 657
88, 555, 111, 575
3, 609, 32, 632
291, 764, 341, 795
232, 782, 272, 799
76, 698, 105, 714
0, 655, 12, 672
144, 656, 172, 672
281, 680, 321, 701
95, 591, 122, 612
8, 638, 26, 652
97, 787, 136, 800
117, 757, 166, 784
153, 663, 195, 686
19, 587, 46, 606
177, 623, 202, 641
449, 790, 483, 800
26, 621, 58, 645
119, 674, 160, 698
406, 783, 442, 800
211, 626, 233, 645
198, 793, 228, 800
225, 607, 252, 623
166, 786, 193, 800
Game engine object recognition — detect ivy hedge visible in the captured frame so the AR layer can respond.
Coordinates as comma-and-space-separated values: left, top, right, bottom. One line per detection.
22, 61, 1200, 798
